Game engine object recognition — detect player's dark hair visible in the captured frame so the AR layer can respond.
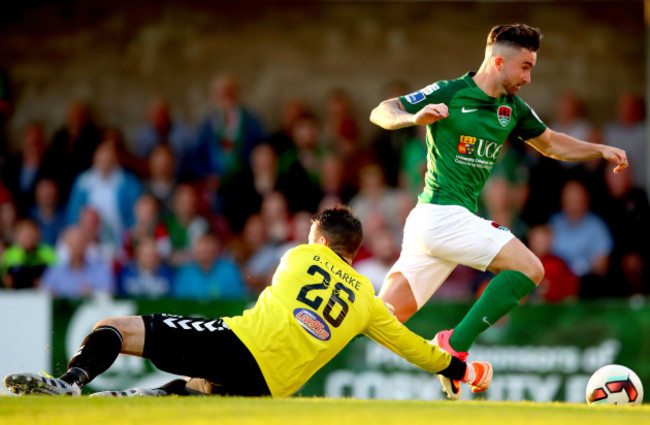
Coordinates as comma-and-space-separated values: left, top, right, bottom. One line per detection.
311, 205, 363, 260
487, 24, 542, 52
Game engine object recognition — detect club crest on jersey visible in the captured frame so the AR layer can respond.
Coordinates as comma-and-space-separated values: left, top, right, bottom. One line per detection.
497, 106, 512, 127
457, 135, 477, 155
294, 308, 331, 341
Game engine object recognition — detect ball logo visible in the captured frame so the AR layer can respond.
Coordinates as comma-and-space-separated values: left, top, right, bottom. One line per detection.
294, 308, 331, 341
588, 376, 639, 403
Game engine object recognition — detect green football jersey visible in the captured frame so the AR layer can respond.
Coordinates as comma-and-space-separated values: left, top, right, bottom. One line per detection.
399, 72, 547, 213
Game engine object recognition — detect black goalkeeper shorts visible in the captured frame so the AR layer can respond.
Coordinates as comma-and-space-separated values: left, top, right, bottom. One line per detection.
141, 313, 271, 396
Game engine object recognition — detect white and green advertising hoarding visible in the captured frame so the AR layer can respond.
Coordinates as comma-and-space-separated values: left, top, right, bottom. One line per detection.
2, 293, 647, 402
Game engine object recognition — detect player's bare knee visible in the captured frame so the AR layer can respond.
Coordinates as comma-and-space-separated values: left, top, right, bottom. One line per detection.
379, 273, 418, 323
93, 317, 127, 334
524, 257, 544, 285
379, 293, 416, 323
395, 303, 417, 323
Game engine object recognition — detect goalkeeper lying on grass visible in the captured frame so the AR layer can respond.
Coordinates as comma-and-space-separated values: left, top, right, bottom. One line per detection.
5, 205, 491, 400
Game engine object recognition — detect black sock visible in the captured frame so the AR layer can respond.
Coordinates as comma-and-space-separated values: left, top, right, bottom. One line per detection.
438, 356, 467, 381
60, 326, 123, 387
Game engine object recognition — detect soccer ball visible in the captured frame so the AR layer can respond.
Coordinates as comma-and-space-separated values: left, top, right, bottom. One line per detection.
585, 364, 644, 405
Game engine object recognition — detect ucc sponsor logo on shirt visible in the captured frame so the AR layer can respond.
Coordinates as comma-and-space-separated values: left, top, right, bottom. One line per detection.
457, 135, 502, 160
294, 308, 331, 341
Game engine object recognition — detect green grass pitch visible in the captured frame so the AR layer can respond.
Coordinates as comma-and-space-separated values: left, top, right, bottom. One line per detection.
1, 397, 649, 425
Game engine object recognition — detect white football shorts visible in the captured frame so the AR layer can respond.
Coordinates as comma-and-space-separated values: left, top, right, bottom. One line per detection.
386, 203, 515, 308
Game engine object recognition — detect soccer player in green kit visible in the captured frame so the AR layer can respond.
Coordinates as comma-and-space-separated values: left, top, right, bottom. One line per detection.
370, 24, 628, 399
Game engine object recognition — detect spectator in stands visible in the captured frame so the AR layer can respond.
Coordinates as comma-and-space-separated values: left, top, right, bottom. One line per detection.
0, 67, 12, 159
527, 224, 578, 303
248, 144, 279, 198
370, 80, 416, 187
0, 176, 12, 206
43, 101, 102, 200
102, 127, 144, 178
260, 191, 291, 244
239, 217, 276, 294
173, 233, 245, 299
0, 180, 13, 253
244, 210, 314, 296
220, 143, 277, 232
354, 228, 399, 293
549, 92, 607, 192
228, 214, 266, 271
549, 180, 613, 298
0, 219, 56, 289
601, 161, 650, 295
134, 99, 195, 177
319, 153, 357, 205
489, 138, 531, 214
523, 156, 567, 226
41, 225, 113, 298
164, 184, 209, 265
238, 193, 293, 292
522, 93, 597, 226
193, 73, 266, 184
481, 177, 529, 240
0, 200, 17, 245
65, 139, 143, 253
122, 193, 171, 264
551, 92, 595, 145
547, 94, 609, 213
323, 89, 363, 192
117, 237, 174, 298
277, 111, 326, 212
318, 154, 345, 207
283, 210, 312, 249
349, 164, 404, 239
28, 178, 65, 246
603, 93, 647, 189
324, 88, 360, 158
267, 97, 308, 155
144, 145, 177, 217
56, 207, 117, 266
3, 123, 47, 214
398, 125, 427, 197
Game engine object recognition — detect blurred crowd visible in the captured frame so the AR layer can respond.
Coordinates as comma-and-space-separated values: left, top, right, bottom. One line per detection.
0, 70, 648, 303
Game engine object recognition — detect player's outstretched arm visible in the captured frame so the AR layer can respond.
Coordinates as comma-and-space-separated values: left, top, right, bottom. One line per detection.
370, 98, 449, 130
526, 128, 628, 173
363, 298, 490, 381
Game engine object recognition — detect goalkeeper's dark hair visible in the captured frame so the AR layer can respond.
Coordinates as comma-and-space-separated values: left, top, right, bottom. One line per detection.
311, 205, 363, 260
487, 24, 542, 52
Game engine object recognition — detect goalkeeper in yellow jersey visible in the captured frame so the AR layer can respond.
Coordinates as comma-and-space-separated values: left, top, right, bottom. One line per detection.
4, 205, 492, 399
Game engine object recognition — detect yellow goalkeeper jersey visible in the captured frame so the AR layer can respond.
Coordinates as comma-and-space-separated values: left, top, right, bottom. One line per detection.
223, 243, 452, 398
